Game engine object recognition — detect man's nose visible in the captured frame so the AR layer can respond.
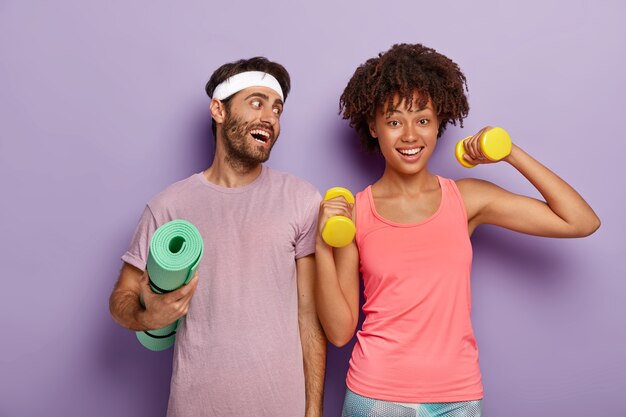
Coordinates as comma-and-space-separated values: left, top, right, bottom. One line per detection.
260, 107, 277, 126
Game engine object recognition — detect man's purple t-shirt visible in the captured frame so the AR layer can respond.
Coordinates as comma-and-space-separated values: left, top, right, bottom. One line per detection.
122, 166, 321, 417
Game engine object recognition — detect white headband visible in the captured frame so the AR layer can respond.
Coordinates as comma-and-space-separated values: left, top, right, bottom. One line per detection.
211, 71, 284, 101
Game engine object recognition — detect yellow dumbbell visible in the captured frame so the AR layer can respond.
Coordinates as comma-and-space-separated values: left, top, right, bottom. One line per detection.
322, 187, 355, 248
455, 127, 512, 168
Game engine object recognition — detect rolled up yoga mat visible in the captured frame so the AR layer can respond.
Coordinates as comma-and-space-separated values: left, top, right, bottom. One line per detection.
136, 219, 204, 351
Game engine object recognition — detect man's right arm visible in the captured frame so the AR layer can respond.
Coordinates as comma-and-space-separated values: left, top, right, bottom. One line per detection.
109, 262, 198, 331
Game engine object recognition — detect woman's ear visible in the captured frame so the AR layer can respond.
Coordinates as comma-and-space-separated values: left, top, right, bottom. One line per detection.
210, 99, 226, 124
368, 120, 378, 139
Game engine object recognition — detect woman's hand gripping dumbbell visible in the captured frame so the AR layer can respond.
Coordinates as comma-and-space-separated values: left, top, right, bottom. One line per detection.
455, 126, 512, 168
319, 187, 355, 248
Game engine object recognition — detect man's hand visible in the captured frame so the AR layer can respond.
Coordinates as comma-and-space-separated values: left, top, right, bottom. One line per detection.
138, 272, 199, 330
109, 263, 199, 331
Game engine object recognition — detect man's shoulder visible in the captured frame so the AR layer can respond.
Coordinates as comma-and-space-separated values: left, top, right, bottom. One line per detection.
147, 173, 202, 210
264, 166, 319, 198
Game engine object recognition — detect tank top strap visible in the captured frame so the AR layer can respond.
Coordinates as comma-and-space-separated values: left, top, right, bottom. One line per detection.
438, 177, 469, 226
354, 186, 380, 248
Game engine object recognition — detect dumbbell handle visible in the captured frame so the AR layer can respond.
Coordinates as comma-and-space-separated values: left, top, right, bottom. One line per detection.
455, 127, 512, 168
322, 187, 355, 248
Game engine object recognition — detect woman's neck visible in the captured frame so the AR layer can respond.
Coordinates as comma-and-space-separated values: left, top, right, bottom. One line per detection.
374, 167, 438, 197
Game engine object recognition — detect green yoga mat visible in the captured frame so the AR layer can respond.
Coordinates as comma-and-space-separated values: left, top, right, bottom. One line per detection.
136, 219, 204, 351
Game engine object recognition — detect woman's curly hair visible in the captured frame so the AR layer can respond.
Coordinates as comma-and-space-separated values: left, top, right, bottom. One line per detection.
340, 43, 470, 153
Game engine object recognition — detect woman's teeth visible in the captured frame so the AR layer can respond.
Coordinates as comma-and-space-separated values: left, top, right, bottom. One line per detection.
398, 148, 422, 156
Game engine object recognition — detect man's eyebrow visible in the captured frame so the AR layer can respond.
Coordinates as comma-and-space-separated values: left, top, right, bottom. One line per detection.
243, 92, 283, 106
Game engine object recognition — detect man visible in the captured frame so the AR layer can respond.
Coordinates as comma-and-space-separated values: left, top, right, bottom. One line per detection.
109, 57, 326, 417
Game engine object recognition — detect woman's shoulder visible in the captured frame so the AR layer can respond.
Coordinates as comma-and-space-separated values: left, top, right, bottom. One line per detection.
355, 184, 372, 199
455, 177, 497, 194
455, 177, 508, 218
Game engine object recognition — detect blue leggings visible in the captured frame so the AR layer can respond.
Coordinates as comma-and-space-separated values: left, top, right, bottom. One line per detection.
342, 389, 482, 417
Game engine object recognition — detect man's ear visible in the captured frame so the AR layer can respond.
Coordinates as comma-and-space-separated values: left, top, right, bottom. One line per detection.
210, 99, 226, 124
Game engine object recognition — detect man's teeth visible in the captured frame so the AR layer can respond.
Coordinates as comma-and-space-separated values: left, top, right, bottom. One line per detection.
398, 148, 422, 155
251, 129, 270, 142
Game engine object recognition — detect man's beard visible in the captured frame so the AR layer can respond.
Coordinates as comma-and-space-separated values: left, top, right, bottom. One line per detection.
221, 113, 276, 172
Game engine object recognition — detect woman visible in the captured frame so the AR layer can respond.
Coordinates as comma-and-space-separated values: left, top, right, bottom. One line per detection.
315, 43, 600, 417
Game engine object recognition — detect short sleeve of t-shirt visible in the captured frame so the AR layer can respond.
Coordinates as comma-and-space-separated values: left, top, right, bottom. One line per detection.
121, 205, 158, 271
294, 192, 321, 260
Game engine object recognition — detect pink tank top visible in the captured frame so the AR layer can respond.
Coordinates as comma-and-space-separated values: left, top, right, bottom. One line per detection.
346, 176, 483, 403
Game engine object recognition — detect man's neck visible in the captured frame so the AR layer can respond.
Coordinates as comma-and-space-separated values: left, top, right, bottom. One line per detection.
203, 154, 263, 188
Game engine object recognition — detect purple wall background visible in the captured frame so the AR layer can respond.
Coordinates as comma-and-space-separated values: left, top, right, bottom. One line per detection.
1, 1, 624, 416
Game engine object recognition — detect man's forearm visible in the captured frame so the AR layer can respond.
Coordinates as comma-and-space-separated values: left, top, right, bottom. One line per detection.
109, 288, 147, 331
300, 314, 327, 417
